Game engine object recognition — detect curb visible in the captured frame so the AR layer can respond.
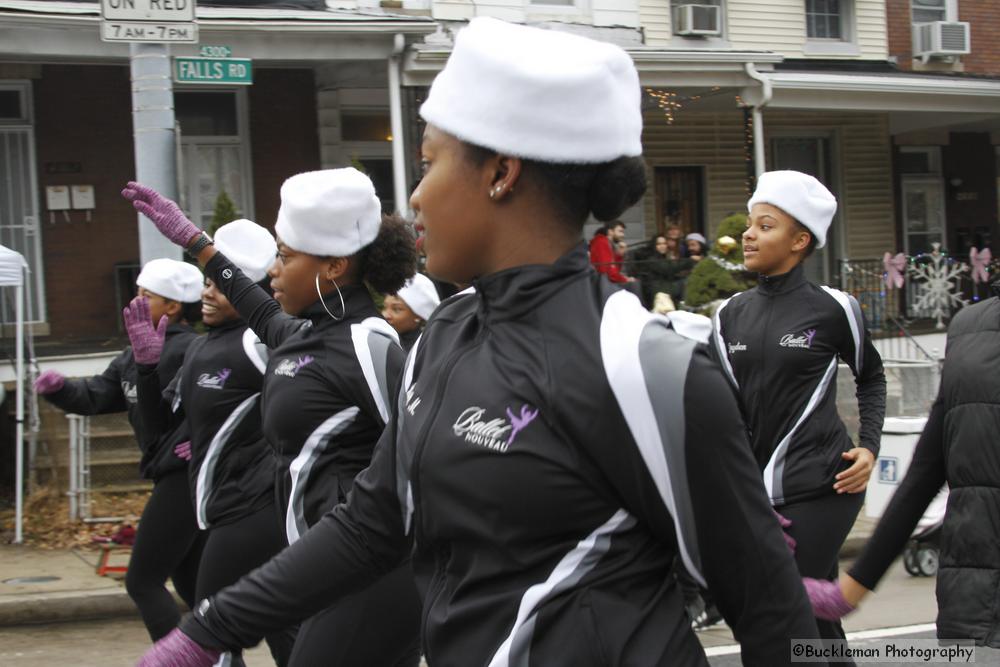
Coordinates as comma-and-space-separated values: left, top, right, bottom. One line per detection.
839, 534, 869, 560
0, 588, 186, 627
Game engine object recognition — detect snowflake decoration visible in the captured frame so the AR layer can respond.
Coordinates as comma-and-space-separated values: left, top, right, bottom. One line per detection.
908, 243, 968, 329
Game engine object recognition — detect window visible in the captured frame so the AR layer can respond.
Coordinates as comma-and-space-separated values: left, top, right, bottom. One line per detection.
175, 90, 253, 230
0, 85, 28, 124
898, 146, 941, 175
806, 0, 844, 39
912, 0, 947, 24
341, 112, 392, 143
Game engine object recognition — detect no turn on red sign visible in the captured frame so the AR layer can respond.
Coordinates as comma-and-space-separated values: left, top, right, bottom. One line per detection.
100, 0, 198, 43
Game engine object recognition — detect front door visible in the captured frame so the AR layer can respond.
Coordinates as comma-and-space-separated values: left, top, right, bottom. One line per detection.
901, 177, 946, 256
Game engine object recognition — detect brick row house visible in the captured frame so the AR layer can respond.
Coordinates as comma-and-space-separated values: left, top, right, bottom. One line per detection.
0, 0, 998, 344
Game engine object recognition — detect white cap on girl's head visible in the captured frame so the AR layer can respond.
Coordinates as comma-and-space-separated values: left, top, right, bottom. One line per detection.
274, 168, 382, 257
395, 273, 440, 321
747, 171, 837, 249
685, 232, 707, 245
136, 258, 203, 303
214, 219, 277, 283
419, 17, 642, 164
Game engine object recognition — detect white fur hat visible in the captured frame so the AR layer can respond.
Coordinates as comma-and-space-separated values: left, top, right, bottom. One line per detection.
419, 17, 642, 164
748, 171, 837, 249
136, 258, 203, 303
396, 273, 440, 321
214, 219, 277, 283
274, 168, 382, 257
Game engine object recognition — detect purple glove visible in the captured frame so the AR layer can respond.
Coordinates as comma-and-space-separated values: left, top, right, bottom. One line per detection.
122, 182, 201, 248
135, 627, 220, 667
174, 441, 192, 461
773, 508, 796, 555
123, 297, 167, 366
34, 370, 66, 395
803, 577, 855, 621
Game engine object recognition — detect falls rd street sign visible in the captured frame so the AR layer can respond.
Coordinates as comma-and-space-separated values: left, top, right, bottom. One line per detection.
174, 57, 253, 85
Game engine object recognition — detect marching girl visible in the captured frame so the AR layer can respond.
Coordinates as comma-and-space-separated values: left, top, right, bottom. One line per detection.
122, 168, 422, 666
36, 259, 205, 641
711, 170, 887, 662
134, 18, 821, 667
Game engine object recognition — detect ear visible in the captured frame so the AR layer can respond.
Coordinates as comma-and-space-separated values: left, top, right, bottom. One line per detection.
323, 256, 351, 283
487, 154, 523, 201
790, 228, 812, 254
163, 299, 182, 320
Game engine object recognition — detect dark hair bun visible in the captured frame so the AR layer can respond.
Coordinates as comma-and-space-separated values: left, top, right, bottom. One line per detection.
587, 156, 647, 222
361, 214, 418, 295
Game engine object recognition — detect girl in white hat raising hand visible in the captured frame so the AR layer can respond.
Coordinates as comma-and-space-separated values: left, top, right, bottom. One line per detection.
123, 168, 422, 666
710, 170, 887, 664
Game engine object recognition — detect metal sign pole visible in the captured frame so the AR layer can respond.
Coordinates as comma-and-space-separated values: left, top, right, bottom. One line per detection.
131, 42, 184, 264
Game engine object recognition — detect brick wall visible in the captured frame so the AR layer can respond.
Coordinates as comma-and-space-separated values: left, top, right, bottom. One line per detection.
34, 65, 321, 342
957, 1, 1000, 75
34, 65, 140, 340
887, 0, 1000, 75
248, 69, 321, 231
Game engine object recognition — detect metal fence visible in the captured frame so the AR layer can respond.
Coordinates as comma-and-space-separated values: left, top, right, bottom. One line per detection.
836, 359, 940, 442
65, 413, 149, 521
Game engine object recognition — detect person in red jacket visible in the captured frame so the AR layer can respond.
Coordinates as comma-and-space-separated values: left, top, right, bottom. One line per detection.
589, 220, 634, 283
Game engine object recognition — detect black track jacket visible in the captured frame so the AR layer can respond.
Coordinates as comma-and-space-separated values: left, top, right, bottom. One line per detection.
182, 245, 821, 667
136, 320, 275, 529
711, 263, 887, 506
200, 252, 404, 546
42, 324, 197, 480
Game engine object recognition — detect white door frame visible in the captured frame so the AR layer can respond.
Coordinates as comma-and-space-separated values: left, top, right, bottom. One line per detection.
0, 80, 46, 324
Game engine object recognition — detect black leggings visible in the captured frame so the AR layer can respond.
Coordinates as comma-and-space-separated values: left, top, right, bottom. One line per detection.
125, 469, 206, 642
196, 503, 297, 667
780, 491, 865, 665
288, 561, 422, 667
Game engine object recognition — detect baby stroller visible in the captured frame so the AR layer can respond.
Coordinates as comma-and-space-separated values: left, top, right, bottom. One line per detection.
902, 485, 948, 577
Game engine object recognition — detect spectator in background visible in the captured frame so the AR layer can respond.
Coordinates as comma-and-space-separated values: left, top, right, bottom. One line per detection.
642, 233, 695, 307
589, 220, 634, 284
686, 232, 708, 261
664, 224, 684, 259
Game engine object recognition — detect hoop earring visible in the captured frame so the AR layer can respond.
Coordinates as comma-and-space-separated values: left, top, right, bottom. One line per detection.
315, 272, 346, 321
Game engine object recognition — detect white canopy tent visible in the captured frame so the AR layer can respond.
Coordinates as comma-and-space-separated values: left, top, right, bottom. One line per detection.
0, 244, 28, 543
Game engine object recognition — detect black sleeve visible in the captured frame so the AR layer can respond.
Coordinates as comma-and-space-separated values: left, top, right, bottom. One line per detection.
683, 350, 822, 666
203, 252, 306, 350
839, 299, 887, 456
42, 352, 129, 416
134, 364, 183, 456
180, 394, 411, 651
847, 397, 946, 590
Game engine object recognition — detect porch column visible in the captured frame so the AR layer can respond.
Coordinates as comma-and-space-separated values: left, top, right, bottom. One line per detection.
388, 34, 409, 218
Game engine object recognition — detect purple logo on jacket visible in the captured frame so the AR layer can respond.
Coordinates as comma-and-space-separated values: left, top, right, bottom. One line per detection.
197, 368, 232, 390
779, 329, 817, 349
453, 403, 539, 453
273, 355, 315, 378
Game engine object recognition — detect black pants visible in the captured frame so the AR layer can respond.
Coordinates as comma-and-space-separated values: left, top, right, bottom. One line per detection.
126, 469, 206, 642
196, 503, 297, 667
288, 561, 422, 667
780, 491, 865, 665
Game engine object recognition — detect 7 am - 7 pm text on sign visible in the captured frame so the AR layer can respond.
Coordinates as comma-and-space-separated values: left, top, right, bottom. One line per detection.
100, 0, 198, 43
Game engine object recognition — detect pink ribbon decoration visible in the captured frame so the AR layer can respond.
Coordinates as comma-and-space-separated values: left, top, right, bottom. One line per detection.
883, 252, 906, 289
970, 247, 992, 285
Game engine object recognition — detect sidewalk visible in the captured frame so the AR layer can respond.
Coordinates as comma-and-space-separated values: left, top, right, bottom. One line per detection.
0, 513, 879, 628
0, 544, 181, 626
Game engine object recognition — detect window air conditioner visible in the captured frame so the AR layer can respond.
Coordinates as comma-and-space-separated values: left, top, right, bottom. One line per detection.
674, 4, 722, 37
913, 21, 971, 60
